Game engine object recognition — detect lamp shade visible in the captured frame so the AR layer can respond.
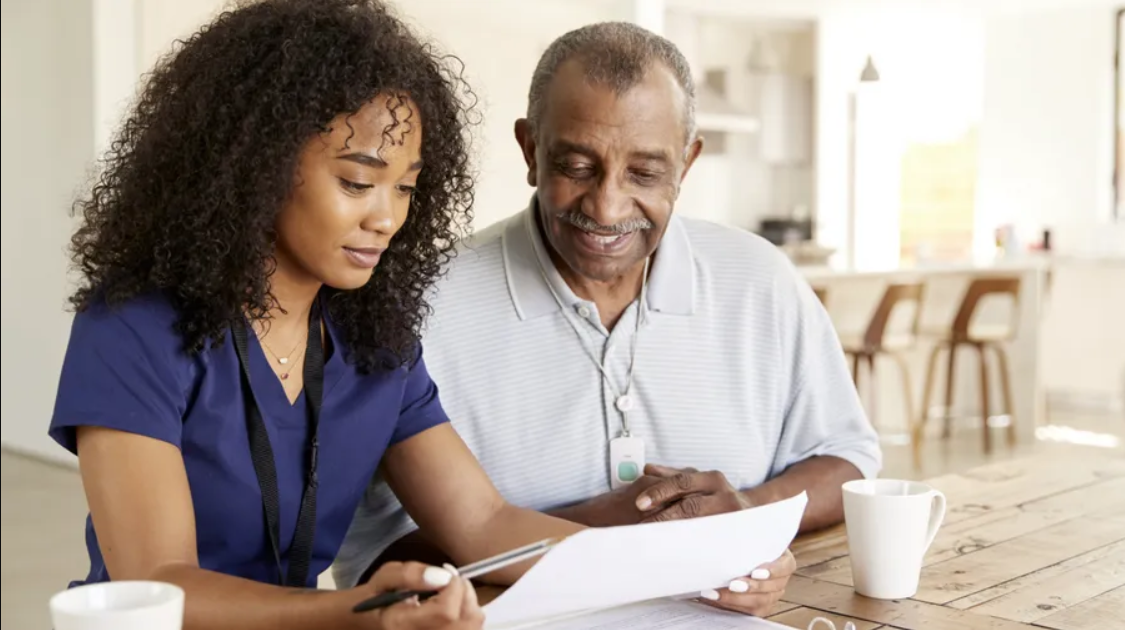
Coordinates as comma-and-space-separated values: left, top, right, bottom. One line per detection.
860, 55, 880, 82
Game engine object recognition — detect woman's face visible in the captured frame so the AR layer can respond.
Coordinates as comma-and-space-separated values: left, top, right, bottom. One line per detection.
273, 95, 423, 291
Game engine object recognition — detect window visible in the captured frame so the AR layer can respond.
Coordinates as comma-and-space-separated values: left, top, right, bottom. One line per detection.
898, 128, 978, 266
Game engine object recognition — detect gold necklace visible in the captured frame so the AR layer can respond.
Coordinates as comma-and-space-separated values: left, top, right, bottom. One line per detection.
260, 335, 304, 364
271, 346, 306, 381
259, 332, 308, 380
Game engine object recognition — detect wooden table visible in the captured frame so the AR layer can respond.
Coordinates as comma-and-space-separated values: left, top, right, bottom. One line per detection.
768, 452, 1125, 629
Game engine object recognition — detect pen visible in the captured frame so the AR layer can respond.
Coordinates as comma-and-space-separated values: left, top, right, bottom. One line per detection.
351, 537, 563, 614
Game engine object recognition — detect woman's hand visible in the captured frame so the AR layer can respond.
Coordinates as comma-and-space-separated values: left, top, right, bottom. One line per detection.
358, 562, 484, 630
697, 549, 796, 617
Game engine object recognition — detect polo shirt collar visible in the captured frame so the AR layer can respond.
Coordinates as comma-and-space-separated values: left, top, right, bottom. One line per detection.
501, 198, 696, 321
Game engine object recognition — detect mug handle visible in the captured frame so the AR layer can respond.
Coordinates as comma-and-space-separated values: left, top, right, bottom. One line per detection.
921, 489, 947, 553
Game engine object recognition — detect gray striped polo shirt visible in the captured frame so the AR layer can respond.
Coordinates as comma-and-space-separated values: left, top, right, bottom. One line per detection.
333, 205, 882, 587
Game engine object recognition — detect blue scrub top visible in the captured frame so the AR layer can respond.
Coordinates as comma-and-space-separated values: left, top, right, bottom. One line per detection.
49, 293, 449, 588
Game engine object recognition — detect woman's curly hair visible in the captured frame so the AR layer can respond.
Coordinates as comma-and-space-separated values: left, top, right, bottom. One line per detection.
69, 0, 476, 371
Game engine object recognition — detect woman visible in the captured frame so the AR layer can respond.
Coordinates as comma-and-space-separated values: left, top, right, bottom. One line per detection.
49, 1, 579, 628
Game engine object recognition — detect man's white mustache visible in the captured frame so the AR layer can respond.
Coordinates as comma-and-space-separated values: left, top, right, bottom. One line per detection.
558, 212, 653, 234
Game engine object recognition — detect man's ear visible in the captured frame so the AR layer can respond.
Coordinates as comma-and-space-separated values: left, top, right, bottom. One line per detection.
514, 118, 538, 187
674, 137, 704, 200
680, 137, 704, 182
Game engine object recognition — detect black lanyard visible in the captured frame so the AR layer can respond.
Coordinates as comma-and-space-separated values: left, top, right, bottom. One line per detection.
230, 303, 325, 588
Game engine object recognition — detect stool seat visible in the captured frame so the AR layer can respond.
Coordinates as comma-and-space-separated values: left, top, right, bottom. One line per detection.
839, 332, 917, 354
919, 324, 1013, 344
812, 286, 829, 305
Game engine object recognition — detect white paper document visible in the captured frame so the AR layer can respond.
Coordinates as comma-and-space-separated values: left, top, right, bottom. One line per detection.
483, 492, 808, 629
522, 598, 795, 629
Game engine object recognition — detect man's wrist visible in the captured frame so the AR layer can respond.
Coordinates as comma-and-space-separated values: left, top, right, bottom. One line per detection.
739, 485, 775, 508
547, 501, 593, 526
549, 495, 627, 528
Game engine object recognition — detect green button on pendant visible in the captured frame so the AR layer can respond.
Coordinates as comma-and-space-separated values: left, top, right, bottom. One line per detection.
617, 461, 640, 482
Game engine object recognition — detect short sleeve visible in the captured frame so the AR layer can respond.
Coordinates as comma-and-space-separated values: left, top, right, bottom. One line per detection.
49, 297, 192, 454
389, 345, 450, 445
771, 265, 883, 480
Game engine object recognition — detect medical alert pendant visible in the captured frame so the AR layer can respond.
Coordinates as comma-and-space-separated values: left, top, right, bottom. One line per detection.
615, 395, 635, 413
609, 435, 645, 490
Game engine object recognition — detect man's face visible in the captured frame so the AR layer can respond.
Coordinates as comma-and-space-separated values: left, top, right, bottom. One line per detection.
516, 60, 702, 283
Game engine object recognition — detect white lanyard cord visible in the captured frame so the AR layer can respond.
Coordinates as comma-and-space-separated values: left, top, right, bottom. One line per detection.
534, 256, 649, 437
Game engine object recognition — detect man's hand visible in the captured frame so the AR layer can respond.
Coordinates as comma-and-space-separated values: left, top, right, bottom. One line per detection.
697, 549, 796, 617
549, 474, 667, 527
635, 464, 755, 523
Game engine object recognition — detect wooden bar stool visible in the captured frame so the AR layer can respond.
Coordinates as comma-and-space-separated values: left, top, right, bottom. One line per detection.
918, 276, 1020, 454
838, 282, 925, 465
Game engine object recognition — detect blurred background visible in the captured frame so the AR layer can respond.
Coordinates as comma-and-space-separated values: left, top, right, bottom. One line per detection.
3, 0, 1124, 627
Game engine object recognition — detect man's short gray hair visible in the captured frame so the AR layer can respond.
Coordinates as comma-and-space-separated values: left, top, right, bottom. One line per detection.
526, 21, 696, 144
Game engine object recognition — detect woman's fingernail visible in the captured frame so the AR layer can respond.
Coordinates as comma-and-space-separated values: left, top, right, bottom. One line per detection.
637, 497, 653, 510
729, 579, 750, 593
700, 589, 721, 601
751, 569, 771, 581
423, 567, 453, 587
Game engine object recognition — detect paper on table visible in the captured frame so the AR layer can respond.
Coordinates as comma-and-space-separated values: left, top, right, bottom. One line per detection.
483, 492, 807, 629
516, 598, 795, 630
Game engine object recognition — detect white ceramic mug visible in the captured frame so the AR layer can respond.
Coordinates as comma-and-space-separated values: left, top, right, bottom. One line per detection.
842, 479, 946, 600
49, 581, 184, 630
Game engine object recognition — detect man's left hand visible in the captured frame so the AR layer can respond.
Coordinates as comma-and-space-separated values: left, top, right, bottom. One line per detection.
635, 464, 754, 522
634, 466, 796, 617
699, 549, 796, 617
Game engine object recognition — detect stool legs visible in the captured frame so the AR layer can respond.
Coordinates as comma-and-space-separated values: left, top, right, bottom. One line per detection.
890, 351, 919, 470
990, 344, 1016, 447
850, 350, 922, 470
919, 339, 1016, 456
943, 344, 958, 438
848, 352, 879, 430
865, 354, 878, 429
976, 342, 992, 454
919, 343, 943, 443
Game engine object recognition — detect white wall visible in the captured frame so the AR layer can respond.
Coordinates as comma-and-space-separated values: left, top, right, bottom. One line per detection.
136, 0, 225, 70
1, 0, 95, 463
94, 0, 141, 154
976, 3, 1123, 258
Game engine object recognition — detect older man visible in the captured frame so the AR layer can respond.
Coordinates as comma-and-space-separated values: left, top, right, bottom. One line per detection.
335, 22, 881, 615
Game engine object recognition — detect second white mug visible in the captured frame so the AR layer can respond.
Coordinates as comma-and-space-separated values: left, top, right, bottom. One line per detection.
842, 478, 946, 600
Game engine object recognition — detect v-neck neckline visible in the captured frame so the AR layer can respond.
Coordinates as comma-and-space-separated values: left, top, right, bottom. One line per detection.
242, 307, 343, 418
248, 330, 308, 413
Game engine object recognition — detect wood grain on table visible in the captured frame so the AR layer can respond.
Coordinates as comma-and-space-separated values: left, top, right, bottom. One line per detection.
774, 453, 1125, 630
